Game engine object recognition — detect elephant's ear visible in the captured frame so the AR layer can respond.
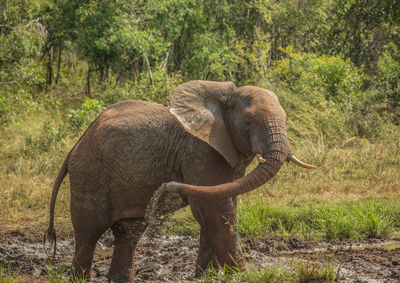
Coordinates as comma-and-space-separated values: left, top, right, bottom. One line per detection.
168, 80, 240, 167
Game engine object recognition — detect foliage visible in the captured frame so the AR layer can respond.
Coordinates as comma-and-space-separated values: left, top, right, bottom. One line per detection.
271, 48, 365, 109
2, 0, 400, 116
293, 260, 336, 282
168, 195, 400, 241
326, 0, 400, 73
0, 0, 46, 88
67, 98, 104, 132
45, 264, 87, 283
374, 43, 400, 124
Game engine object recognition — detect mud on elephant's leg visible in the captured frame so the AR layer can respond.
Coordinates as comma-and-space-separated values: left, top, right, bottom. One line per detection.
108, 218, 147, 283
190, 198, 245, 275
209, 211, 245, 271
195, 227, 220, 277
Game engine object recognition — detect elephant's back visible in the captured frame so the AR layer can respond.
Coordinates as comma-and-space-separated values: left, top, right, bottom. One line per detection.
70, 100, 178, 168
99, 100, 170, 126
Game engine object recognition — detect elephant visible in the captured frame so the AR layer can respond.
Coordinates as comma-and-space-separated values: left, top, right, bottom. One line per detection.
44, 80, 315, 282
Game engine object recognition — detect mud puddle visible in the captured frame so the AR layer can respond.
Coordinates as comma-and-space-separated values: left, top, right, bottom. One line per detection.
0, 230, 399, 282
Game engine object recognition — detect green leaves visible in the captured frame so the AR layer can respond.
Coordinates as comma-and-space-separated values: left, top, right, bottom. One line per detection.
0, 3, 46, 88
67, 98, 104, 132
271, 49, 365, 109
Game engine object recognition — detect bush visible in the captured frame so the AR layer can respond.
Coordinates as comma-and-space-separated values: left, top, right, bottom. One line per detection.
271, 47, 365, 110
347, 44, 400, 137
130, 69, 183, 103
0, 21, 45, 88
374, 43, 400, 124
67, 98, 104, 132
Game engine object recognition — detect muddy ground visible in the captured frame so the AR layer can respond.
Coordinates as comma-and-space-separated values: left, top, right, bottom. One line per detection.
1, 230, 399, 282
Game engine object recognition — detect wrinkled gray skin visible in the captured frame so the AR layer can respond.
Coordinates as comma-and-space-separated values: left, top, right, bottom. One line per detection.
45, 80, 307, 282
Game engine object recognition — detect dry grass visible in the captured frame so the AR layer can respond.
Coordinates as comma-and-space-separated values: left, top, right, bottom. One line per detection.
0, 110, 73, 235
252, 134, 400, 206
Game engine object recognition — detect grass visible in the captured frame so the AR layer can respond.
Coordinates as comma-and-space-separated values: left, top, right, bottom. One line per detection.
0, 261, 20, 283
239, 199, 398, 241
167, 198, 400, 242
0, 261, 88, 283
45, 264, 88, 283
0, 109, 74, 234
202, 259, 337, 282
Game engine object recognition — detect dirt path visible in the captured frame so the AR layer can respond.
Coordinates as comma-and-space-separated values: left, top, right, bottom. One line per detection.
0, 230, 399, 282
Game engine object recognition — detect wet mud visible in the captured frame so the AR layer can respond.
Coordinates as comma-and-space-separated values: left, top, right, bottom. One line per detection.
0, 230, 399, 282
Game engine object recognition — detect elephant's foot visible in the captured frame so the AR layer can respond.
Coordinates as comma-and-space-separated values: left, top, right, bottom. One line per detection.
108, 218, 147, 282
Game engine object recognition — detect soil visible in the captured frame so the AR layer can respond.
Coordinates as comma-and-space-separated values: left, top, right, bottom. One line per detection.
0, 230, 399, 282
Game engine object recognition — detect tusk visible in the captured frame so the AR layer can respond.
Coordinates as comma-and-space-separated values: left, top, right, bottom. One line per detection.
289, 155, 317, 169
256, 153, 266, 163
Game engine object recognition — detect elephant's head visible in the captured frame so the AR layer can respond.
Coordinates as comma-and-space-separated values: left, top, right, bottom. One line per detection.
166, 80, 315, 199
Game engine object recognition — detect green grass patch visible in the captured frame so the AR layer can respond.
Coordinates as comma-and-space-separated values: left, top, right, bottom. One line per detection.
168, 199, 400, 242
238, 199, 399, 241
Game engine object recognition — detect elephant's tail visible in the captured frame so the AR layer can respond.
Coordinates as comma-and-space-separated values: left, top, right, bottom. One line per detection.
43, 150, 72, 258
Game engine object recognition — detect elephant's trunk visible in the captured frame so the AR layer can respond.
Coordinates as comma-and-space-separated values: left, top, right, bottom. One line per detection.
166, 128, 289, 199
166, 163, 280, 200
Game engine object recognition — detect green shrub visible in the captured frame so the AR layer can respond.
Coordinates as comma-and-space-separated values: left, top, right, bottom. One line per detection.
271, 47, 365, 110
130, 69, 183, 103
374, 43, 400, 124
101, 87, 127, 106
67, 98, 104, 132
0, 21, 45, 88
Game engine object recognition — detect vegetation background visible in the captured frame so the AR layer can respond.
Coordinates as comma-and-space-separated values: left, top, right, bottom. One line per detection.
0, 0, 399, 280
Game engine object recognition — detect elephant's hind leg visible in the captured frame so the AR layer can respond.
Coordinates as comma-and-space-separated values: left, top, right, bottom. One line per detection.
108, 218, 147, 283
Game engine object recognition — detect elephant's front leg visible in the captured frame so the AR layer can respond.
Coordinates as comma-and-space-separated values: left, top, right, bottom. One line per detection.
108, 218, 147, 283
190, 197, 245, 274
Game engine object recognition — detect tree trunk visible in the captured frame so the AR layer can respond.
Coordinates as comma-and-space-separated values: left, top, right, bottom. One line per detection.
47, 49, 53, 86
87, 67, 91, 97
55, 47, 62, 85
144, 54, 153, 87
